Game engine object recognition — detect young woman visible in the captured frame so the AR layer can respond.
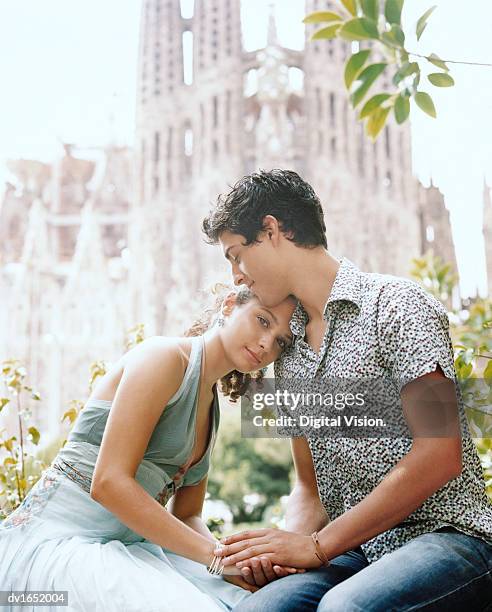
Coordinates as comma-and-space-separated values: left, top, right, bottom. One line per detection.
0, 286, 297, 611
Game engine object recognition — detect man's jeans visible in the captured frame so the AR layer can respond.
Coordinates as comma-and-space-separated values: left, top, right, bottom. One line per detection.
233, 527, 492, 611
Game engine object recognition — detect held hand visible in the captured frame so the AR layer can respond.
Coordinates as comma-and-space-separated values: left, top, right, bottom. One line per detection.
222, 574, 259, 593
220, 562, 242, 576
218, 528, 323, 570
238, 558, 306, 587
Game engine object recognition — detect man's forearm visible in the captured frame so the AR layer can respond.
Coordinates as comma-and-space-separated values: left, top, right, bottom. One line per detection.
317, 444, 460, 560
285, 484, 329, 535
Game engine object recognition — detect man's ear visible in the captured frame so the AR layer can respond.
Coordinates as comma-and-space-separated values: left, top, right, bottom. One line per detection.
262, 215, 281, 244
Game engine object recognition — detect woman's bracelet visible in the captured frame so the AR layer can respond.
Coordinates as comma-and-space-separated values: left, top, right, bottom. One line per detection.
206, 540, 225, 575
311, 531, 331, 567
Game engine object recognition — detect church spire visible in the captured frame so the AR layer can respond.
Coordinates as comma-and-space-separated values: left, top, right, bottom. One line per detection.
267, 1, 278, 47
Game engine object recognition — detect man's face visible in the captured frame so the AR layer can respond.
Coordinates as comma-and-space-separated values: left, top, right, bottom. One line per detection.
219, 230, 290, 308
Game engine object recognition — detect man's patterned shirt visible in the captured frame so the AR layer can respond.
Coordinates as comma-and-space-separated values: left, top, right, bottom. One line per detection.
274, 256, 492, 563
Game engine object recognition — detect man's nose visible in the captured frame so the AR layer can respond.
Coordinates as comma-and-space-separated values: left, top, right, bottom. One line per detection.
232, 265, 245, 286
233, 270, 244, 286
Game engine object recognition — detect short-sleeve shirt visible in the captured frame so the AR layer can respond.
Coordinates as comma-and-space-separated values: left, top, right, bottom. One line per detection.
274, 256, 492, 563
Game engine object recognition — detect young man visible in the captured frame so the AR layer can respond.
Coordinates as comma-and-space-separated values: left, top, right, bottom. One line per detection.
201, 169, 492, 611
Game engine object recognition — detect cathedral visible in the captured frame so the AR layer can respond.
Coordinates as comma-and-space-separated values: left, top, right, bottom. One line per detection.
1, 0, 483, 440
132, 0, 458, 335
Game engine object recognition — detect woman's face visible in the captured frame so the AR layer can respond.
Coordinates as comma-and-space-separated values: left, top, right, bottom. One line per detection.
221, 295, 297, 373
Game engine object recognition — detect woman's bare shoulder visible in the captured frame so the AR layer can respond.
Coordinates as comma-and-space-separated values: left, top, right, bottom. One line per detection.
120, 335, 194, 372
88, 336, 193, 403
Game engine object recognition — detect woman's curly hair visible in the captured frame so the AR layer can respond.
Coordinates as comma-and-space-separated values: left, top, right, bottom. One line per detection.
183, 283, 265, 402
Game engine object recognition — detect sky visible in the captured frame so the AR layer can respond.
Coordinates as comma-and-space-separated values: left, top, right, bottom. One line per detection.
0, 0, 491, 297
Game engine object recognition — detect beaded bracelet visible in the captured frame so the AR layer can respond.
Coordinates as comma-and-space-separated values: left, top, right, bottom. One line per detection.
207, 541, 225, 575
311, 531, 330, 566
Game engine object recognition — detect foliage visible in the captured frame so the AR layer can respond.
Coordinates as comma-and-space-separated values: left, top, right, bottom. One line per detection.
205, 517, 225, 538
410, 249, 458, 305
0, 359, 44, 518
410, 252, 492, 499
125, 323, 146, 351
207, 411, 293, 523
303, 0, 454, 139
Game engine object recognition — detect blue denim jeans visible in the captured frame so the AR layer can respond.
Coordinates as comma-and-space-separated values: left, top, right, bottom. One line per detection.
233, 527, 492, 611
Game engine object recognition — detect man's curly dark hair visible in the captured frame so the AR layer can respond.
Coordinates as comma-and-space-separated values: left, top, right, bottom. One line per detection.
202, 168, 327, 249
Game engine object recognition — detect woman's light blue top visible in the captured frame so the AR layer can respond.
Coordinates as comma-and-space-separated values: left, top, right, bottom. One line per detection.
52, 335, 220, 506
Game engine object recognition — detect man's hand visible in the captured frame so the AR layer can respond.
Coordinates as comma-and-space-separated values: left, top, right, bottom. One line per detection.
223, 574, 259, 593
217, 528, 322, 570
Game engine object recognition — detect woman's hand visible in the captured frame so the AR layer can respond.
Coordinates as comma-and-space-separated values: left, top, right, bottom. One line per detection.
217, 528, 323, 570
220, 562, 242, 576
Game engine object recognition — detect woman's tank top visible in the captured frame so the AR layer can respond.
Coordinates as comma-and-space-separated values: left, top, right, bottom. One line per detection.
52, 335, 220, 507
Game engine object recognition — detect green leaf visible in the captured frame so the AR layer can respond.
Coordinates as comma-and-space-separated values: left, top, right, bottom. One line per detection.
61, 407, 78, 424
394, 95, 410, 124
484, 359, 492, 384
436, 264, 451, 283
350, 63, 387, 107
339, 17, 379, 41
339, 0, 357, 16
344, 49, 372, 89
359, 93, 392, 119
303, 11, 344, 24
381, 24, 405, 49
393, 61, 420, 85
403, 62, 420, 77
426, 53, 449, 71
460, 362, 473, 380
0, 398, 9, 412
384, 0, 404, 25
416, 5, 436, 41
361, 0, 378, 21
462, 348, 474, 365
391, 24, 405, 46
428, 72, 455, 87
381, 32, 398, 49
366, 106, 391, 140
393, 62, 420, 85
414, 91, 436, 117
311, 23, 342, 40
28, 426, 40, 445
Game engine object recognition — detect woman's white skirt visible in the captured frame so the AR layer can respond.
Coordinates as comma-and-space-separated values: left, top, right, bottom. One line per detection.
0, 466, 251, 612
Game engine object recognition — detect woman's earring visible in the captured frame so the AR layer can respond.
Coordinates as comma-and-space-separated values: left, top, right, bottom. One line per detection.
216, 315, 225, 327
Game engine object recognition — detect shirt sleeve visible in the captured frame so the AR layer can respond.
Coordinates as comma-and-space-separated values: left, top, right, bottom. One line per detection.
274, 357, 303, 437
376, 281, 457, 394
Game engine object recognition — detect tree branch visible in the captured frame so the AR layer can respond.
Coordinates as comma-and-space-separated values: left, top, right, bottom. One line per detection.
408, 52, 492, 67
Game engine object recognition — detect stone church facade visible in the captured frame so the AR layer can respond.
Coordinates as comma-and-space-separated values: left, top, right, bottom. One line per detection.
134, 0, 457, 335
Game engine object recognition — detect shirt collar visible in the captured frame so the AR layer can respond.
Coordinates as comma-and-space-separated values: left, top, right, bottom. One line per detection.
289, 256, 362, 338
